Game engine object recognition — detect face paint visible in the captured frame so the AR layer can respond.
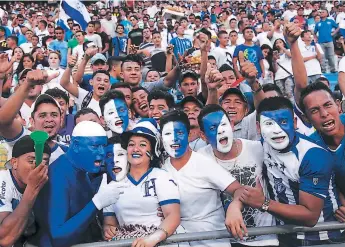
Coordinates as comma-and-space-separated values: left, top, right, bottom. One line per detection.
260, 109, 295, 150
202, 111, 233, 153
103, 99, 129, 134
105, 143, 128, 181
72, 136, 108, 173
162, 121, 189, 158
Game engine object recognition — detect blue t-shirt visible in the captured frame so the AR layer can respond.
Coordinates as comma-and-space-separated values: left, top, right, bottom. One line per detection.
81, 74, 93, 92
57, 114, 75, 145
48, 40, 68, 68
112, 36, 128, 56
233, 44, 264, 77
120, 20, 132, 35
110, 76, 119, 85
314, 19, 338, 43
170, 37, 192, 59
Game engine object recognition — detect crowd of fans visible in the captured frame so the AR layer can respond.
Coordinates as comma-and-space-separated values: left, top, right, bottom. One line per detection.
2, 0, 345, 247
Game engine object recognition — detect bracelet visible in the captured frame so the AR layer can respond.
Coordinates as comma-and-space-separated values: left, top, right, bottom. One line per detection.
158, 227, 169, 240
68, 64, 75, 69
252, 82, 263, 94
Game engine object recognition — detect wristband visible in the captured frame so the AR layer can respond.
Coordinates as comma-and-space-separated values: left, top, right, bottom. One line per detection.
158, 227, 169, 240
252, 82, 263, 94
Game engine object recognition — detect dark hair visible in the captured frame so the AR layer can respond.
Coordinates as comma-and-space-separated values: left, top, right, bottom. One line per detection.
7, 35, 18, 45
39, 20, 47, 28
299, 81, 335, 114
262, 83, 283, 96
55, 26, 64, 33
111, 82, 131, 90
230, 18, 237, 22
229, 30, 238, 35
208, 55, 216, 61
16, 54, 35, 76
152, 30, 161, 36
198, 28, 212, 39
74, 108, 100, 125
257, 97, 294, 121
180, 17, 188, 22
198, 104, 229, 132
219, 64, 234, 73
217, 30, 228, 38
99, 89, 126, 115
108, 135, 126, 150
94, 20, 101, 26
148, 90, 175, 109
88, 21, 95, 26
160, 109, 190, 134
108, 56, 124, 69
273, 38, 288, 51
315, 77, 330, 86
73, 23, 81, 29
32, 35, 39, 41
261, 44, 274, 73
45, 88, 69, 105
243, 26, 254, 34
131, 86, 149, 95
301, 30, 311, 38
92, 69, 110, 79
121, 54, 145, 69
67, 18, 73, 23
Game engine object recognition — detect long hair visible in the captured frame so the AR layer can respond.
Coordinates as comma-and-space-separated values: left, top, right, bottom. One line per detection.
261, 44, 274, 73
273, 38, 288, 52
15, 54, 36, 77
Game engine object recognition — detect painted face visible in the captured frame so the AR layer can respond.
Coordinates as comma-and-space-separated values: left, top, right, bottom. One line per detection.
162, 121, 189, 158
103, 99, 129, 134
260, 109, 295, 150
202, 111, 233, 153
105, 143, 128, 181
72, 136, 108, 173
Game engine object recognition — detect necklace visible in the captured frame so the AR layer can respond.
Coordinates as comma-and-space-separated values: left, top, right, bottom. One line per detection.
214, 140, 240, 170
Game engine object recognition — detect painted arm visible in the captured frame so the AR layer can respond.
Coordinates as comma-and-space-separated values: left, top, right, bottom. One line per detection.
47, 170, 98, 247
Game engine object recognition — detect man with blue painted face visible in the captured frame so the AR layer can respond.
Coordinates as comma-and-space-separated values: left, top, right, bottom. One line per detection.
197, 104, 278, 247
160, 110, 247, 247
99, 89, 130, 136
240, 97, 343, 247
31, 121, 127, 247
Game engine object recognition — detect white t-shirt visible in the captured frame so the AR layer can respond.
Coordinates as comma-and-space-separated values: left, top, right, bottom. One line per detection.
184, 29, 195, 43
100, 19, 117, 38
72, 44, 85, 63
269, 31, 285, 46
336, 12, 345, 29
20, 102, 32, 129
274, 51, 292, 80
4, 127, 66, 164
282, 10, 297, 21
75, 87, 101, 116
20, 42, 34, 54
163, 151, 235, 247
299, 42, 322, 76
35, 29, 49, 46
198, 141, 279, 246
85, 33, 103, 48
257, 32, 272, 48
41, 68, 68, 93
104, 168, 180, 227
210, 46, 234, 68
338, 56, 345, 72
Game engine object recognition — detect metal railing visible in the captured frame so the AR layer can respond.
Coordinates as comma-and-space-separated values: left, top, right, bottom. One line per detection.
73, 221, 345, 247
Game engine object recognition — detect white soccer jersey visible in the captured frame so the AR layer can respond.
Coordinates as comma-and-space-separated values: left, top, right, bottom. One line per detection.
4, 127, 66, 165
103, 168, 180, 227
163, 151, 236, 247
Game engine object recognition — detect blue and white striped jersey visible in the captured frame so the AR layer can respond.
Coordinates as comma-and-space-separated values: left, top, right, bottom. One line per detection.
169, 37, 192, 59
262, 133, 341, 241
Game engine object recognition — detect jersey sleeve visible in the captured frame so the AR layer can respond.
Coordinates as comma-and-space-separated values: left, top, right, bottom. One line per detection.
155, 169, 180, 206
299, 147, 333, 200
0, 174, 14, 213
3, 127, 29, 149
74, 87, 89, 107
233, 45, 241, 58
103, 204, 116, 217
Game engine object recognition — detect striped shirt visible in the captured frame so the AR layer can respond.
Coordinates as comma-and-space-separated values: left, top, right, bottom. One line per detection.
169, 37, 192, 59
262, 133, 342, 241
139, 41, 155, 68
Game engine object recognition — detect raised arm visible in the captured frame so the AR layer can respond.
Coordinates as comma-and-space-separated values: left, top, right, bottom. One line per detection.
0, 164, 47, 247
283, 23, 307, 106
73, 47, 98, 84
60, 56, 79, 98
163, 65, 181, 88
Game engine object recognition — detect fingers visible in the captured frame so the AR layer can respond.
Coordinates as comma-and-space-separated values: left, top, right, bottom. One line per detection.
238, 51, 245, 65
47, 72, 60, 82
255, 176, 263, 189
100, 173, 108, 187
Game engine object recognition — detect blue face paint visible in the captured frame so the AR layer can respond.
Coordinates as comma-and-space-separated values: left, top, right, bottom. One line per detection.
103, 99, 129, 134
260, 109, 295, 150
105, 143, 128, 181
72, 136, 108, 173
162, 121, 189, 158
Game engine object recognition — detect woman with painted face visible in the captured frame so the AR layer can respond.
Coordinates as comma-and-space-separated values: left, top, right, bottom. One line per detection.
103, 119, 182, 247
197, 104, 278, 247
160, 109, 247, 247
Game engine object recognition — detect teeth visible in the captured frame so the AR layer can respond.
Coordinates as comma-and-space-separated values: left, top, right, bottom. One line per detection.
171, 144, 180, 148
132, 154, 141, 158
139, 104, 147, 110
115, 120, 123, 126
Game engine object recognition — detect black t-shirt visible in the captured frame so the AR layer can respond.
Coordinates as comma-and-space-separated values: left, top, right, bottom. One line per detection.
97, 31, 109, 54
128, 28, 143, 46
42, 35, 55, 48
151, 48, 167, 72
0, 40, 9, 52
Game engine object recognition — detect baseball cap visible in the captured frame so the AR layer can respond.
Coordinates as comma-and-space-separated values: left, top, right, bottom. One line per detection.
30, 94, 61, 115
91, 53, 107, 65
288, 2, 294, 5
0, 26, 5, 33
179, 95, 204, 109
179, 70, 199, 84
5, 135, 51, 169
220, 88, 248, 103
18, 68, 33, 80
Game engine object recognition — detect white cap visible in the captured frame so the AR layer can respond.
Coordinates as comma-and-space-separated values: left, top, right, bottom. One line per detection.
72, 121, 106, 137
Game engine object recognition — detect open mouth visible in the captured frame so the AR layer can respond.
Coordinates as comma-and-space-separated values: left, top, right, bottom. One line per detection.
271, 136, 286, 143
139, 103, 148, 111
132, 153, 142, 158
322, 119, 335, 131
115, 120, 123, 126
43, 125, 55, 132
113, 166, 122, 173
94, 160, 102, 167
227, 111, 237, 117
98, 86, 105, 94
170, 144, 180, 149
219, 137, 228, 145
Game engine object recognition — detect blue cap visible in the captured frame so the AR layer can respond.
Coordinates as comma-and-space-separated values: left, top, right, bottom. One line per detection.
90, 53, 107, 65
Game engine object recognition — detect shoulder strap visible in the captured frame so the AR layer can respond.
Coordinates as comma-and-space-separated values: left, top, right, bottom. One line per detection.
276, 62, 293, 76
81, 91, 93, 109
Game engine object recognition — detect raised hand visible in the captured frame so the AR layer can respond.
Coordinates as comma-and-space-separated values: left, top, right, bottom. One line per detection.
68, 55, 78, 68
26, 163, 49, 195
0, 53, 10, 73
241, 61, 258, 86
166, 44, 174, 55
284, 22, 301, 45
26, 70, 59, 87
197, 32, 210, 52
128, 45, 139, 55
84, 47, 98, 60
205, 63, 223, 90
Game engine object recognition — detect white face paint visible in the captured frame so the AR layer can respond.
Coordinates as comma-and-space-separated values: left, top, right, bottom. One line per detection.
260, 115, 290, 150
162, 122, 175, 157
103, 100, 128, 134
216, 114, 233, 153
162, 121, 189, 158
113, 143, 128, 181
